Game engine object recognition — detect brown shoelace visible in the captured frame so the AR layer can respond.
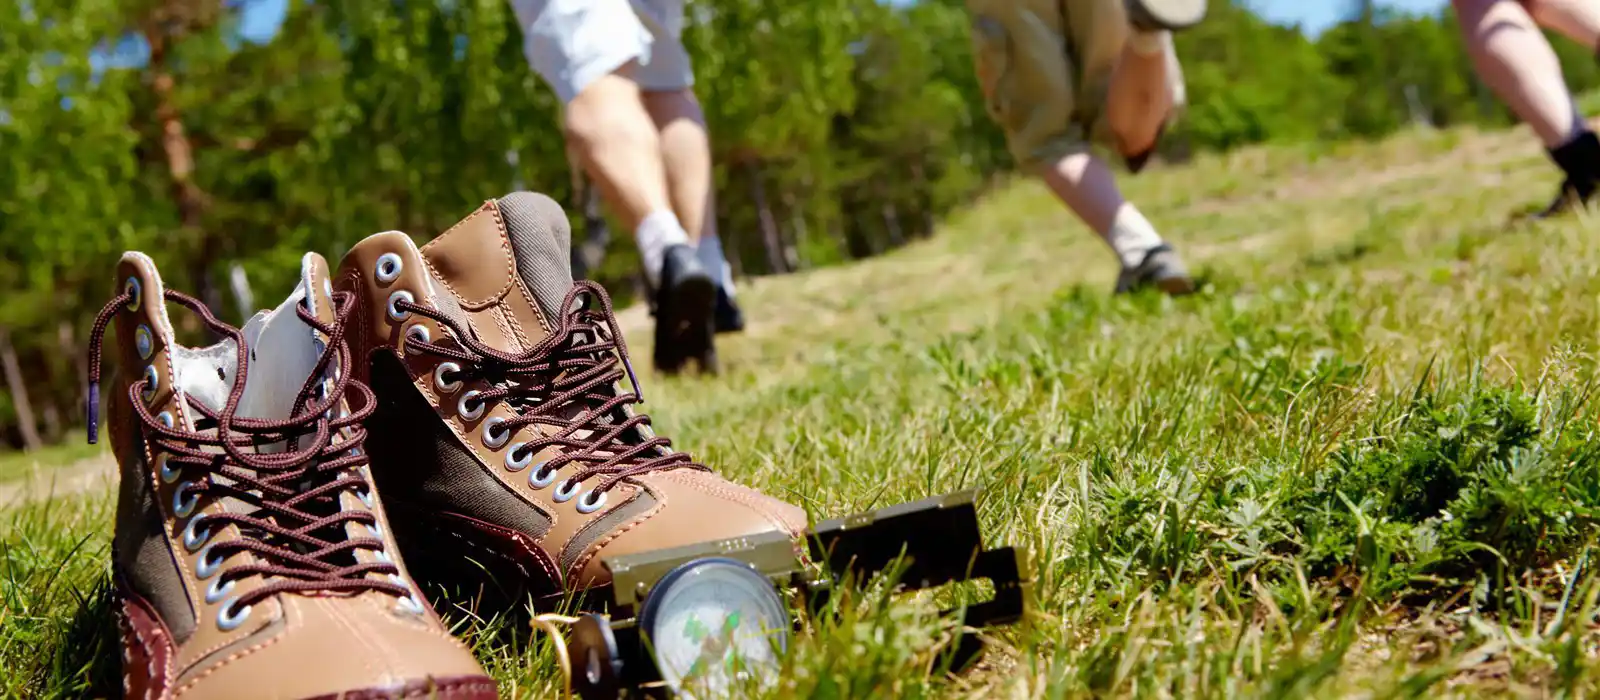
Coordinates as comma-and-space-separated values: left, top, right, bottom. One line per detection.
87, 287, 406, 607
397, 280, 709, 496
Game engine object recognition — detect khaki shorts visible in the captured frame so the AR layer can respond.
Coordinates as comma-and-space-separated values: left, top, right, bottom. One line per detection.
509, 0, 693, 103
967, 0, 1186, 170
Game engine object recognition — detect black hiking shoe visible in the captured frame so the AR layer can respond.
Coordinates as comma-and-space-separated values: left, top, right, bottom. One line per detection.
653, 244, 717, 375
1532, 176, 1600, 220
714, 285, 745, 334
1115, 244, 1196, 296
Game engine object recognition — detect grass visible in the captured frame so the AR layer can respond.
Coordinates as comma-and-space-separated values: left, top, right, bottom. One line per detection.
0, 443, 105, 486
9, 120, 1600, 697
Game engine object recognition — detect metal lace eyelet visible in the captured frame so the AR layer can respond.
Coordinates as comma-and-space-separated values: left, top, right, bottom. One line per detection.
124, 277, 141, 311
375, 253, 403, 284
386, 290, 414, 322
181, 514, 212, 552
204, 576, 235, 604
195, 543, 226, 579
365, 522, 384, 540
457, 390, 484, 421
575, 490, 608, 514
172, 482, 200, 518
504, 443, 533, 471
482, 417, 509, 449
140, 365, 159, 403
157, 411, 174, 429
217, 597, 253, 631
135, 325, 154, 360
157, 454, 181, 484
434, 362, 462, 394
396, 595, 426, 615
552, 479, 580, 504
529, 463, 557, 489
404, 325, 431, 355
355, 485, 375, 509
374, 549, 394, 564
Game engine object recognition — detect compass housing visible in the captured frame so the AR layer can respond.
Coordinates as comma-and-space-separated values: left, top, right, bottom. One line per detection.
635, 557, 790, 695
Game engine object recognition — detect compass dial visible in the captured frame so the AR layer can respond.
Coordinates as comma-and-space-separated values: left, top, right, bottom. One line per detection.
639, 557, 790, 697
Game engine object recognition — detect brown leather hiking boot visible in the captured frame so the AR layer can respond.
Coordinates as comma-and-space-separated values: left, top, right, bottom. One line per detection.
87, 252, 494, 700
332, 192, 806, 601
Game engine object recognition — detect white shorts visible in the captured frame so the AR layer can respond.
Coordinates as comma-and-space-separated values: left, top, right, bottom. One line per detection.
508, 0, 693, 104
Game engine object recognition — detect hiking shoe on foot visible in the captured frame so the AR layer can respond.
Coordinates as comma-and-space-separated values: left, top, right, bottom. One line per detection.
714, 284, 746, 334
333, 192, 807, 602
87, 253, 494, 700
1533, 176, 1600, 219
1127, 0, 1207, 31
1115, 244, 1196, 296
653, 244, 718, 374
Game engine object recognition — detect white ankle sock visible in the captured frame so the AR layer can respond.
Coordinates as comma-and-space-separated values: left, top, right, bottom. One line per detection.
1103, 205, 1165, 269
696, 234, 736, 297
636, 210, 690, 287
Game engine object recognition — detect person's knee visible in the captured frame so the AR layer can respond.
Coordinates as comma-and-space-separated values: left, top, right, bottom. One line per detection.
563, 73, 655, 155
642, 89, 705, 127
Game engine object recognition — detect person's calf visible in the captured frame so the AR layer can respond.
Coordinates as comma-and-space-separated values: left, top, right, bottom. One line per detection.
562, 72, 675, 231
1037, 152, 1194, 295
1523, 0, 1600, 51
643, 89, 714, 243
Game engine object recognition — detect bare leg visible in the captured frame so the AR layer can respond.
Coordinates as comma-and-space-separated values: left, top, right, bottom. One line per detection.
1525, 0, 1600, 49
562, 67, 675, 233
1039, 152, 1125, 236
1455, 0, 1583, 148
644, 89, 741, 317
1038, 150, 1189, 293
643, 89, 711, 244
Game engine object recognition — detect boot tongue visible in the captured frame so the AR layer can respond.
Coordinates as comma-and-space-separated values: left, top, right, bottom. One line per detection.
421, 193, 649, 447
418, 192, 573, 353
235, 254, 331, 421
173, 254, 329, 425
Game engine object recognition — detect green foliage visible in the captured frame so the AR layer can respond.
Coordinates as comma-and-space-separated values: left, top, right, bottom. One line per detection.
3, 0, 1600, 449
13, 118, 1600, 696
1295, 380, 1600, 597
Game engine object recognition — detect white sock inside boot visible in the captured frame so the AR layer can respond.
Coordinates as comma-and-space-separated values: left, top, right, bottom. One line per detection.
236, 285, 321, 421
636, 210, 690, 288
1103, 205, 1166, 269
170, 275, 322, 426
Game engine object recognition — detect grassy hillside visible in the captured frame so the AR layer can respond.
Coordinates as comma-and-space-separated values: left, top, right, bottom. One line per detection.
8, 119, 1600, 697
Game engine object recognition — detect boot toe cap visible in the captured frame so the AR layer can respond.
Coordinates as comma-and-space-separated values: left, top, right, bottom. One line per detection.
174, 596, 494, 700
572, 471, 807, 586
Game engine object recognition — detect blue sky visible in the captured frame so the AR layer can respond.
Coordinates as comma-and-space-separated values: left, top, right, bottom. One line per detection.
1252, 0, 1448, 34
239, 0, 1454, 43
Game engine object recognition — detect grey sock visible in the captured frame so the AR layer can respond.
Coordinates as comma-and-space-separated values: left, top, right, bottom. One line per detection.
697, 234, 735, 296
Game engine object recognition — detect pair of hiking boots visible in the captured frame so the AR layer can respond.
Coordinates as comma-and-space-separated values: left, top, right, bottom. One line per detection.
88, 192, 806, 699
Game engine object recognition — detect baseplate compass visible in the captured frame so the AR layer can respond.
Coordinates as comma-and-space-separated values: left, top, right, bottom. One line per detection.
560, 489, 1029, 699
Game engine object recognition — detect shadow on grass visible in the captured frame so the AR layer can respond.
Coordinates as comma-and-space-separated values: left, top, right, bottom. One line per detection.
47, 574, 120, 699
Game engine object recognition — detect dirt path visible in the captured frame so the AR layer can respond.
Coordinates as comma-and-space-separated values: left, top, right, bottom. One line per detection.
0, 454, 117, 506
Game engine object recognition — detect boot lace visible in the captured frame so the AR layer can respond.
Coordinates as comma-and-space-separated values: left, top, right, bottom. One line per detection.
86, 286, 408, 609
395, 280, 709, 497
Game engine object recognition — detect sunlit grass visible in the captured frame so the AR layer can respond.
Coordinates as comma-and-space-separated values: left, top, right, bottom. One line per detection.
7, 120, 1600, 697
